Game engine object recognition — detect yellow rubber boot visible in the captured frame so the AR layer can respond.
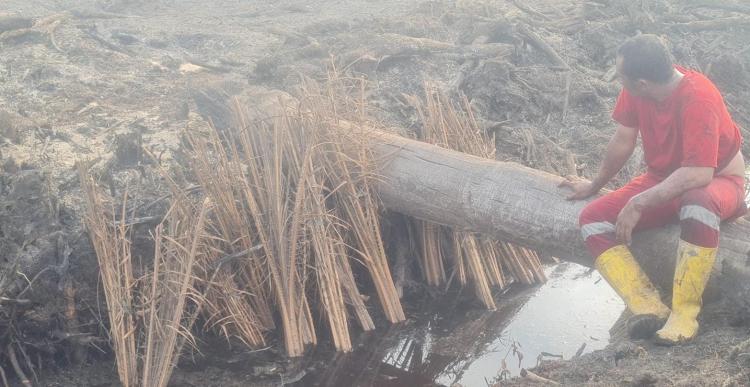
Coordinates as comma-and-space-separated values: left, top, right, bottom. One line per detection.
655, 240, 717, 345
596, 245, 671, 339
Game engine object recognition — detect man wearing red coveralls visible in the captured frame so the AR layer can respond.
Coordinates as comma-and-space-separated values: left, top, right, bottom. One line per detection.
560, 34, 746, 345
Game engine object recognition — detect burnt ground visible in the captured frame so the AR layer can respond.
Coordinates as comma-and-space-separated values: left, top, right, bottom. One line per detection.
502, 301, 750, 386
1, 0, 750, 386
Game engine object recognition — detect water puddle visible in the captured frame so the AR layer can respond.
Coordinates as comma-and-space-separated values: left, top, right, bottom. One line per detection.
293, 262, 624, 387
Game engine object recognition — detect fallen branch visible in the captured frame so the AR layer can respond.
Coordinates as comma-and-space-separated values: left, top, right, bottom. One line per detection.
136, 185, 202, 212
0, 297, 31, 305
562, 71, 572, 121
6, 344, 31, 387
184, 56, 232, 73
671, 17, 750, 32
343, 34, 513, 67
112, 215, 162, 227
207, 244, 264, 270
81, 26, 135, 56
69, 9, 138, 19
0, 29, 44, 45
521, 369, 560, 385
516, 23, 569, 70
573, 343, 587, 358
511, 0, 552, 21
0, 366, 8, 387
47, 20, 63, 52
684, 1, 750, 14
0, 16, 32, 34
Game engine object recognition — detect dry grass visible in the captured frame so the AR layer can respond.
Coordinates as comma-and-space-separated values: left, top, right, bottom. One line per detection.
80, 73, 548, 385
405, 82, 546, 308
81, 167, 211, 387
80, 165, 137, 387
139, 197, 209, 387
181, 72, 403, 355
188, 121, 271, 348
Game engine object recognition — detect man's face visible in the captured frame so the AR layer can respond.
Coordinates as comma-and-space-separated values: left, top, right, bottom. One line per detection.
616, 55, 649, 97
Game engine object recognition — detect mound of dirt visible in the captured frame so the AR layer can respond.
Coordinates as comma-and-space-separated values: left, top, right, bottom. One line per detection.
500, 301, 750, 386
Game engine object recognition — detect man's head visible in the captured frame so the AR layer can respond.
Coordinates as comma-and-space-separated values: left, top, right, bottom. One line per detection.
616, 34, 675, 98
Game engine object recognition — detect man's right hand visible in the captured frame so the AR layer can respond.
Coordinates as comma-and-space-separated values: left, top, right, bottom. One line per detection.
558, 176, 598, 200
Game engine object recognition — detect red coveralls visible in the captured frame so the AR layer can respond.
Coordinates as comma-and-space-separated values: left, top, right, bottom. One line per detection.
580, 66, 746, 260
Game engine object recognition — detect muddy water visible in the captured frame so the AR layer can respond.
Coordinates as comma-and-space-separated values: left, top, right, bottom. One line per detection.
438, 263, 623, 386
292, 262, 624, 387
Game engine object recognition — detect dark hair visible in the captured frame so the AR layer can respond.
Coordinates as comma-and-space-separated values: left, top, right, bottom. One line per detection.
617, 34, 674, 83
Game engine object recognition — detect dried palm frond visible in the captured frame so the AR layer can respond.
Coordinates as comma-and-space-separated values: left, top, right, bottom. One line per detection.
305, 73, 405, 324
140, 198, 210, 387
406, 82, 546, 305
80, 165, 137, 387
207, 100, 317, 356
84, 67, 549, 380
303, 156, 352, 351
416, 221, 446, 286
83, 166, 217, 387
184, 71, 404, 355
188, 127, 270, 346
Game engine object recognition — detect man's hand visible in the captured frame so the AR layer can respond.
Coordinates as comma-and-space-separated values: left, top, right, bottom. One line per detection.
615, 199, 642, 245
558, 175, 598, 200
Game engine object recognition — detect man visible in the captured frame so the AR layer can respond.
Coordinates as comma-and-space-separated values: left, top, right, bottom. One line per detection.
560, 34, 746, 345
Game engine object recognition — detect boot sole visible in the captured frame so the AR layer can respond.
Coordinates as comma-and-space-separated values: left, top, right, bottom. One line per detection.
653, 333, 695, 346
627, 314, 667, 340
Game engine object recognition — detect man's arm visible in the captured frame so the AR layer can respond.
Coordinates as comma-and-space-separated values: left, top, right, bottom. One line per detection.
615, 166, 713, 244
629, 167, 714, 210
591, 124, 639, 191
560, 124, 638, 200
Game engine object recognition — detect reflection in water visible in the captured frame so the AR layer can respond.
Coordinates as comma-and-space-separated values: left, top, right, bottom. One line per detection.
442, 263, 623, 386
297, 262, 624, 387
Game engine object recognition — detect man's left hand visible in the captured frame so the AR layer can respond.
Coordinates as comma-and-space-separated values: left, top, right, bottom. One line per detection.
616, 200, 642, 245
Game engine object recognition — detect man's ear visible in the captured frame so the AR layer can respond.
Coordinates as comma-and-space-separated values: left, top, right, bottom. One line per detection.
636, 79, 649, 90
